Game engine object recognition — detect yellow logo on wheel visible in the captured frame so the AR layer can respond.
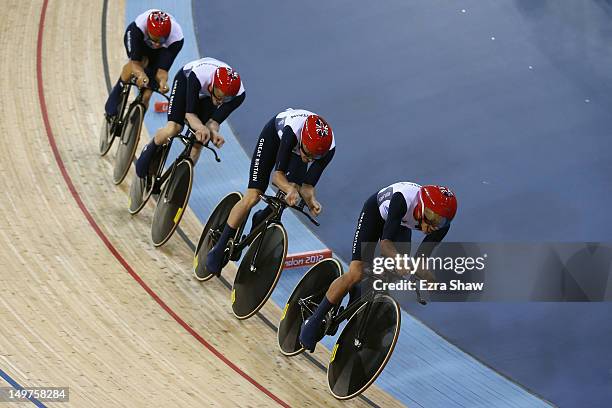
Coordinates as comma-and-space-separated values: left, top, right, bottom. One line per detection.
330, 343, 339, 362
128, 197, 132, 207
193, 255, 198, 269
280, 304, 289, 321
231, 289, 236, 304
174, 207, 184, 224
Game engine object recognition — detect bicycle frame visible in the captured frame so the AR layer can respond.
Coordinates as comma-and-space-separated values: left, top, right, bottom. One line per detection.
154, 126, 221, 201
229, 190, 319, 270
110, 82, 133, 135
298, 270, 425, 349
112, 80, 169, 137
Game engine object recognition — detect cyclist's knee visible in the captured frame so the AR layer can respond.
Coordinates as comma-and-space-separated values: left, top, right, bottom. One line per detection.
346, 262, 364, 286
164, 121, 182, 136
242, 189, 261, 209
141, 90, 153, 105
120, 63, 133, 82
154, 123, 178, 145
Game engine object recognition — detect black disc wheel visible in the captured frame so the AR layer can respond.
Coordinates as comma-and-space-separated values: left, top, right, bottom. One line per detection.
128, 142, 171, 215
193, 192, 243, 282
277, 258, 342, 356
99, 115, 115, 156
327, 294, 401, 400
113, 104, 144, 185
150, 159, 193, 247
231, 224, 287, 320
128, 172, 152, 215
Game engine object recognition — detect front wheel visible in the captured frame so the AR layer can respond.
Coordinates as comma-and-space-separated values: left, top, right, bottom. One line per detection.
277, 258, 343, 356
113, 103, 144, 185
327, 294, 401, 400
151, 159, 194, 247
193, 192, 243, 281
231, 223, 287, 320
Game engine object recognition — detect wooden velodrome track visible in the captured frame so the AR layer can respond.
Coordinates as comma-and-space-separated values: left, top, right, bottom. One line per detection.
0, 1, 403, 406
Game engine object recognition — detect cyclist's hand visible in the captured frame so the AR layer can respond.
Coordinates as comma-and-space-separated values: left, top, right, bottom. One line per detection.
136, 74, 149, 88
285, 187, 300, 207
307, 198, 322, 216
413, 266, 436, 283
159, 81, 169, 94
194, 126, 211, 144
211, 131, 225, 148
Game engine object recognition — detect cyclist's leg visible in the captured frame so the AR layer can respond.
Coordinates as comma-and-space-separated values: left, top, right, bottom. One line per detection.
105, 31, 147, 116
330, 193, 383, 303
248, 155, 306, 235
135, 71, 186, 178
104, 62, 133, 117
236, 117, 279, 231
205, 188, 262, 275
300, 193, 383, 351
206, 118, 279, 274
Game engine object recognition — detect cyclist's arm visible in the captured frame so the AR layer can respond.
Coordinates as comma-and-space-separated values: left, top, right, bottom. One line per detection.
272, 126, 298, 193
125, 23, 146, 79
274, 126, 297, 172
157, 39, 184, 72
205, 119, 220, 132
185, 72, 205, 130
303, 147, 335, 187
379, 193, 408, 260
154, 69, 169, 89
298, 183, 315, 202
211, 92, 246, 124
414, 225, 450, 258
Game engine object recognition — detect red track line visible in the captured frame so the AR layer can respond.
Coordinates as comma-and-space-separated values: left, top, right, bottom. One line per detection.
35, 2, 289, 406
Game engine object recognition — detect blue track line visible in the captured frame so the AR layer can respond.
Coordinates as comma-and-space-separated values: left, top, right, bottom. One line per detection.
0, 368, 46, 407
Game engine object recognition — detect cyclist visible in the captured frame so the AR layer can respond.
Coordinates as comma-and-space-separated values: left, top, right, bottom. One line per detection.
299, 182, 457, 352
104, 9, 184, 118
134, 57, 245, 180
201, 108, 335, 278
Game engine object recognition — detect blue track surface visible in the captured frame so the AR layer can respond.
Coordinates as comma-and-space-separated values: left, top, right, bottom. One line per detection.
189, 1, 612, 407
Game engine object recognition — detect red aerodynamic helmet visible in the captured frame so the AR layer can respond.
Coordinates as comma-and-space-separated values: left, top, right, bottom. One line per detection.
213, 67, 241, 97
300, 115, 333, 158
147, 11, 171, 38
415, 185, 457, 229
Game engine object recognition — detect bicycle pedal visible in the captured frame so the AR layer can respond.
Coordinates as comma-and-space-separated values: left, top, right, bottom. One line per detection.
324, 309, 340, 336
112, 122, 123, 137
229, 249, 243, 262
104, 113, 116, 124
151, 182, 161, 195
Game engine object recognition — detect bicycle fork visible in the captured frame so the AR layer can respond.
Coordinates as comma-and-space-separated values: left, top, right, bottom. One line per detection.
353, 301, 372, 350
247, 223, 269, 274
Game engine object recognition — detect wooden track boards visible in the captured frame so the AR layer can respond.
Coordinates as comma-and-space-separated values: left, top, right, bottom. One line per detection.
0, 1, 403, 406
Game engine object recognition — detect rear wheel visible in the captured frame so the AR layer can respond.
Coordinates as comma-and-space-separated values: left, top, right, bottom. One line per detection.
277, 258, 342, 356
151, 159, 194, 247
128, 143, 170, 215
193, 192, 243, 281
232, 223, 287, 320
99, 115, 114, 156
327, 294, 400, 400
113, 103, 144, 185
